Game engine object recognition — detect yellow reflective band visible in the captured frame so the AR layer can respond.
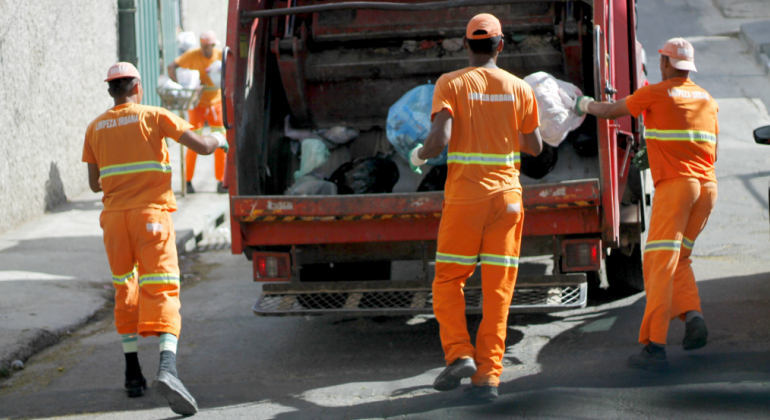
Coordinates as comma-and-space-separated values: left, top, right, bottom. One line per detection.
210, 126, 226, 134
644, 240, 682, 253
447, 152, 520, 166
436, 252, 478, 265
112, 270, 136, 285
138, 273, 180, 286
646, 129, 716, 143
480, 253, 519, 268
682, 236, 695, 250
100, 161, 172, 178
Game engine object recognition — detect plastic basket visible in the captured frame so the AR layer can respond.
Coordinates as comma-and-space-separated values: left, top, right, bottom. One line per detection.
156, 86, 204, 111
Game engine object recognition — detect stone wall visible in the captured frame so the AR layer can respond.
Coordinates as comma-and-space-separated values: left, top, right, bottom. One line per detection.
0, 1, 118, 234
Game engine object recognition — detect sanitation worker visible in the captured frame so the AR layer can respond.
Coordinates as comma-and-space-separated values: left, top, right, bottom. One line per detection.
576, 38, 718, 369
83, 62, 229, 415
168, 30, 227, 194
410, 13, 543, 400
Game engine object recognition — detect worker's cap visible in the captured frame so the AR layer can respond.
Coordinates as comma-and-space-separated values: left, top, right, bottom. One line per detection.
659, 37, 697, 72
200, 30, 219, 46
104, 62, 141, 82
466, 13, 503, 40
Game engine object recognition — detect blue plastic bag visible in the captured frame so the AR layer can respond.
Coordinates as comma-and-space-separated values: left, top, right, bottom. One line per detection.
386, 84, 447, 166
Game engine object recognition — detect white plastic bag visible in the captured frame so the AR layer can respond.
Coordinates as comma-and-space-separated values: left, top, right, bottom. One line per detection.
294, 139, 330, 181
177, 31, 198, 54
206, 60, 222, 88
523, 72, 585, 147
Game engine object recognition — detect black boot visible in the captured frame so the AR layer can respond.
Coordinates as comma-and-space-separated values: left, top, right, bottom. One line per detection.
627, 343, 669, 370
186, 181, 196, 194
153, 351, 198, 416
683, 317, 708, 350
464, 384, 499, 402
433, 358, 477, 391
124, 352, 146, 398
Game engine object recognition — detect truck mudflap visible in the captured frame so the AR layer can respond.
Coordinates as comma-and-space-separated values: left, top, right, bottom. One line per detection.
253, 274, 587, 317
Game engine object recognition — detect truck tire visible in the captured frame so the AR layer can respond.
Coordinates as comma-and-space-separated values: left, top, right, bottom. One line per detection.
606, 243, 645, 292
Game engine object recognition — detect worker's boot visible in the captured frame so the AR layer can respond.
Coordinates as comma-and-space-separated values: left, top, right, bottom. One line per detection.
627, 343, 669, 370
186, 182, 196, 194
464, 384, 498, 402
153, 350, 198, 416
433, 358, 477, 391
124, 353, 146, 398
683, 317, 708, 350
216, 182, 227, 194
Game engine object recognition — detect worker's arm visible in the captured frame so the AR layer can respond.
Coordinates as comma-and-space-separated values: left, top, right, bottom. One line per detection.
520, 128, 543, 156
409, 109, 453, 174
577, 97, 632, 120
87, 163, 102, 193
167, 62, 179, 83
178, 130, 229, 155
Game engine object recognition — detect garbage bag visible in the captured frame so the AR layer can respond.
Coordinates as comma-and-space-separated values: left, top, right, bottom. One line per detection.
294, 139, 330, 181
319, 126, 359, 145
387, 84, 447, 166
520, 143, 558, 180
286, 175, 338, 196
206, 60, 222, 87
523, 72, 585, 147
417, 165, 448, 192
330, 157, 400, 195
177, 31, 198, 54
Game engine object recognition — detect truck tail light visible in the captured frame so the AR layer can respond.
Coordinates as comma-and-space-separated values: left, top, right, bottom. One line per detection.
253, 252, 290, 281
561, 239, 602, 272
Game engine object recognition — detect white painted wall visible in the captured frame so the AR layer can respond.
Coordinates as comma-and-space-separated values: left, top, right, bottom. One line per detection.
181, 0, 229, 46
0, 1, 118, 234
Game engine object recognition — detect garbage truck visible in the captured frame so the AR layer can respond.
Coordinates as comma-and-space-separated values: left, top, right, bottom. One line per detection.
221, 0, 649, 316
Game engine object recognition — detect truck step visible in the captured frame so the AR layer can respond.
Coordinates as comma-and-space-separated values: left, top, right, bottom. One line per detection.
253, 274, 586, 316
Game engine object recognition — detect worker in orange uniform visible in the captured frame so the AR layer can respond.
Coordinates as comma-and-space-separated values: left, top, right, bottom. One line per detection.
83, 62, 229, 415
168, 30, 227, 194
410, 14, 543, 400
576, 38, 718, 370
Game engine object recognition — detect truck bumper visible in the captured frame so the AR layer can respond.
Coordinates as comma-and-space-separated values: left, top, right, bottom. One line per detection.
253, 274, 587, 317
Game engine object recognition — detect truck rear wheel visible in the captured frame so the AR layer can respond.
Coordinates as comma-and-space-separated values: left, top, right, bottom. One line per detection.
606, 244, 645, 292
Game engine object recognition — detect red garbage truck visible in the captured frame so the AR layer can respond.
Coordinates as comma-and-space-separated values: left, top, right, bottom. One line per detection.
221, 0, 649, 316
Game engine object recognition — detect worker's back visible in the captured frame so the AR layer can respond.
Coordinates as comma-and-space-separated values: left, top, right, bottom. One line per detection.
626, 77, 718, 186
433, 67, 540, 205
83, 103, 191, 212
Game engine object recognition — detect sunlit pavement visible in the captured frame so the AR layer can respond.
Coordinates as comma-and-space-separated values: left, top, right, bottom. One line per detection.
2, 0, 770, 418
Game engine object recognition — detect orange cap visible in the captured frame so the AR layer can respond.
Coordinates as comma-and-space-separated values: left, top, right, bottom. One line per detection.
200, 30, 218, 45
658, 37, 696, 72
466, 13, 503, 40
104, 62, 141, 82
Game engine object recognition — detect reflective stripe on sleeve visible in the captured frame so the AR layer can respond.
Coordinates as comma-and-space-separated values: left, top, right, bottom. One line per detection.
645, 129, 716, 143
644, 240, 682, 253
447, 152, 520, 166
681, 236, 695, 250
210, 126, 226, 134
435, 252, 478, 265
138, 273, 180, 286
100, 161, 172, 178
480, 253, 519, 268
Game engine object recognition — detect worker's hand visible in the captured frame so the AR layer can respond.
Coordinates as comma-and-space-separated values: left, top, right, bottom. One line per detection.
211, 132, 229, 153
575, 96, 595, 116
409, 145, 427, 174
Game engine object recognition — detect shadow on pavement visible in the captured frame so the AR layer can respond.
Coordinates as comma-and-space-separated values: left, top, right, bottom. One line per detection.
2, 272, 769, 419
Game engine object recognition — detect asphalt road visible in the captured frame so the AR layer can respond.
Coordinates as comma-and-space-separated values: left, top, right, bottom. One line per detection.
2, 0, 770, 418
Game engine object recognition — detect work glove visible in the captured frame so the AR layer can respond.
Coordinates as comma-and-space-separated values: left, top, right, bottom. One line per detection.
211, 132, 229, 153
409, 145, 427, 174
632, 145, 649, 171
575, 96, 595, 116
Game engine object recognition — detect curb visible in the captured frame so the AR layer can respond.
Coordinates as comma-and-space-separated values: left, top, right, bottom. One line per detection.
740, 20, 770, 75
1, 204, 228, 375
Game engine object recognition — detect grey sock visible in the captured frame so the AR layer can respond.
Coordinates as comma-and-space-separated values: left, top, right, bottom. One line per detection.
685, 311, 703, 323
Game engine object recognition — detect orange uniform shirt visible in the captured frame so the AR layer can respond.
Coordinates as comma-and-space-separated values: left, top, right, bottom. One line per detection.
625, 77, 719, 186
175, 47, 222, 107
432, 67, 540, 204
82, 103, 193, 212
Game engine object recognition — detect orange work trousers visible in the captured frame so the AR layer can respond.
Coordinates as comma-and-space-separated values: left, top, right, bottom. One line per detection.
100, 208, 182, 337
639, 177, 717, 345
433, 191, 524, 387
186, 102, 226, 182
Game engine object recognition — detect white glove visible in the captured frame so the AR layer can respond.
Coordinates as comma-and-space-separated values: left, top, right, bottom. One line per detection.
210, 131, 229, 152
576, 96, 595, 116
410, 145, 427, 167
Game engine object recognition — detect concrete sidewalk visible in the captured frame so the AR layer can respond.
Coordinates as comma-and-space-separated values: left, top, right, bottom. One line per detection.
0, 148, 228, 373
740, 20, 770, 75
